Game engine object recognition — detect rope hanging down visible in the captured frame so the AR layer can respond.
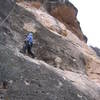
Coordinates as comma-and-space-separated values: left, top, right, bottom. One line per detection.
0, 0, 16, 27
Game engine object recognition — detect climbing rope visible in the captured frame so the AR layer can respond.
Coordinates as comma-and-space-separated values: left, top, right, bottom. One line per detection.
0, 0, 16, 27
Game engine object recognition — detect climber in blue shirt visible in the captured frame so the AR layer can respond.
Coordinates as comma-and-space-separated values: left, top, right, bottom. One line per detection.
26, 32, 33, 46
22, 32, 35, 58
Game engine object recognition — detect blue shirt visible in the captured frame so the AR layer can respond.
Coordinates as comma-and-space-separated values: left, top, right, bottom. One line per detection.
26, 33, 33, 44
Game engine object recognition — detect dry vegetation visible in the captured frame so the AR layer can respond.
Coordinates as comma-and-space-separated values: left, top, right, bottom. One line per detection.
31, 1, 41, 9
16, 0, 41, 9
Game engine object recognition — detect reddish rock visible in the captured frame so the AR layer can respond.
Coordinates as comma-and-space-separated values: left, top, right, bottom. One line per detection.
50, 3, 85, 41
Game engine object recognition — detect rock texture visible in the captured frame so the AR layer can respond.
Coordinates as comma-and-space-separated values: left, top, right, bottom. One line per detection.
0, 0, 15, 24
17, 0, 86, 42
50, 2, 84, 41
91, 46, 100, 57
0, 0, 100, 100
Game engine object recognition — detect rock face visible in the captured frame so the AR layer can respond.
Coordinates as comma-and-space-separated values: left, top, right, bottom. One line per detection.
91, 46, 100, 57
0, 0, 15, 24
49, 2, 84, 41
17, 0, 87, 42
18, 0, 86, 41
0, 0, 100, 100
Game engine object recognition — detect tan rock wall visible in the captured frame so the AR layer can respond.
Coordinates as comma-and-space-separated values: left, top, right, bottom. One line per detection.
50, 4, 84, 41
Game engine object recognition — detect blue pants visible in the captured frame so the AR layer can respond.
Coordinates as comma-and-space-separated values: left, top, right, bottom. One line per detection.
23, 41, 35, 58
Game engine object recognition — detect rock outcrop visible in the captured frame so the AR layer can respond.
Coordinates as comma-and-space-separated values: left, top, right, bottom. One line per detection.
18, 0, 86, 41
49, 2, 84, 41
0, 0, 100, 100
17, 0, 87, 42
91, 46, 100, 57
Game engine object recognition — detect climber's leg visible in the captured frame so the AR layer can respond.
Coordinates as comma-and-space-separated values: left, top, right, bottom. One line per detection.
27, 45, 35, 58
2, 81, 8, 89
20, 42, 27, 54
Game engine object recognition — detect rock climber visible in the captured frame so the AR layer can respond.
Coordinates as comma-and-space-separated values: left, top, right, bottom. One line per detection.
22, 32, 35, 58
2, 80, 8, 89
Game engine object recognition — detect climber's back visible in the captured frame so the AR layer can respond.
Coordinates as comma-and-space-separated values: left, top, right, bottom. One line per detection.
26, 33, 33, 46
20, 32, 35, 58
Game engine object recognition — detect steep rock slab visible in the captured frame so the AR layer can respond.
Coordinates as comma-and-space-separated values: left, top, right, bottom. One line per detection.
16, 0, 86, 41
0, 46, 100, 100
2, 1, 100, 82
39, 0, 86, 42
50, 3, 85, 41
0, 2, 100, 100
0, 0, 15, 25
17, 3, 87, 73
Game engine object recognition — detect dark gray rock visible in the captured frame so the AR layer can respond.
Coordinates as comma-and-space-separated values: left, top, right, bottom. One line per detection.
90, 46, 100, 57
0, 0, 16, 25
0, 45, 100, 100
